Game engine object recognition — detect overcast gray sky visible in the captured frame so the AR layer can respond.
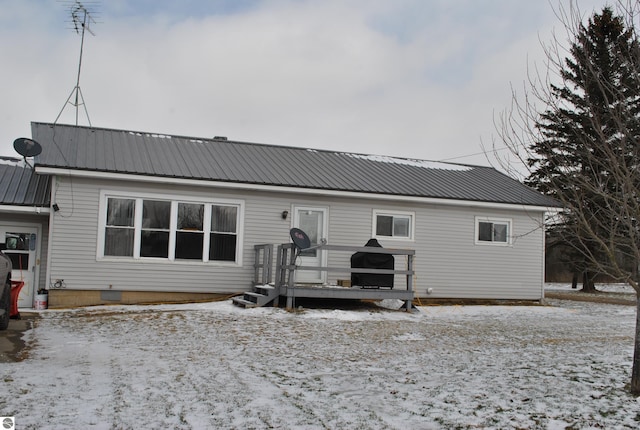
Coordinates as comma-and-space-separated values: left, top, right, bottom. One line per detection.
0, 0, 610, 168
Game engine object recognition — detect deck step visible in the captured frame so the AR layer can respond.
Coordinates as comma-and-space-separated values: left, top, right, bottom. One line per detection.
244, 292, 274, 306
234, 284, 280, 309
232, 297, 260, 308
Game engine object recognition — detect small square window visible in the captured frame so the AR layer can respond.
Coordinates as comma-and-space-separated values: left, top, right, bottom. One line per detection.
476, 218, 511, 245
373, 211, 413, 240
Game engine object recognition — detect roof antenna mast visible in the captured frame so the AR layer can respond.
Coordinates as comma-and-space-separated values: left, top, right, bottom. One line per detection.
55, 1, 100, 126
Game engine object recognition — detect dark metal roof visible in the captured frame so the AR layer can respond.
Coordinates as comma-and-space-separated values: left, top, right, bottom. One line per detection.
31, 122, 560, 208
0, 161, 51, 207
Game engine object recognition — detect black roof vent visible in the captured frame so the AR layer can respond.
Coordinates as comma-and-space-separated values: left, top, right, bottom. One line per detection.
213, 136, 228, 141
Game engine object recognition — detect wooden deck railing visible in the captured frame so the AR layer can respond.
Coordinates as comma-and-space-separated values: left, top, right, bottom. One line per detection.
253, 244, 274, 285
273, 243, 415, 311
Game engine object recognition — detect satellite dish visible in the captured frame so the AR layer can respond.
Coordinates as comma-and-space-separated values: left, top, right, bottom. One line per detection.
13, 138, 42, 158
290, 228, 311, 250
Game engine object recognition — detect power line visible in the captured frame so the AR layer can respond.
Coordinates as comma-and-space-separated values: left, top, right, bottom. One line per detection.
437, 145, 512, 162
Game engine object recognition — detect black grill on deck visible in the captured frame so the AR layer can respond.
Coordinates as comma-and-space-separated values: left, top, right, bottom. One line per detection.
350, 239, 394, 289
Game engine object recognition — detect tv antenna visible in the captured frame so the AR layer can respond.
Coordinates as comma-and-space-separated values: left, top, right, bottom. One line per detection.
55, 1, 101, 126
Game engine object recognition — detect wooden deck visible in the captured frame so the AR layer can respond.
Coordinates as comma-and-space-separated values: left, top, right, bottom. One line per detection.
279, 284, 414, 307
233, 243, 415, 312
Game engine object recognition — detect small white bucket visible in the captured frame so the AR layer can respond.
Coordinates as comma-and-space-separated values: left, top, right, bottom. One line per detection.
34, 293, 48, 310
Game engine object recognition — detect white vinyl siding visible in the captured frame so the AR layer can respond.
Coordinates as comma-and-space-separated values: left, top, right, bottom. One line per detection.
418, 209, 540, 299
47, 178, 248, 294
331, 199, 543, 300
46, 175, 545, 300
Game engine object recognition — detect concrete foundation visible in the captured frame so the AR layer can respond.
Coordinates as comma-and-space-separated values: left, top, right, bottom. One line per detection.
47, 289, 234, 309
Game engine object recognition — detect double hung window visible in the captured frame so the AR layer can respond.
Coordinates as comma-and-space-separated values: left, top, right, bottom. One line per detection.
105, 198, 135, 257
141, 200, 171, 258
176, 203, 204, 260
210, 205, 238, 261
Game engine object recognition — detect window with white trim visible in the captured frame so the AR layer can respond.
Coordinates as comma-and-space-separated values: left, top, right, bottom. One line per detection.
475, 217, 511, 245
100, 193, 241, 263
373, 210, 414, 240
141, 200, 171, 258
210, 205, 238, 261
105, 198, 135, 257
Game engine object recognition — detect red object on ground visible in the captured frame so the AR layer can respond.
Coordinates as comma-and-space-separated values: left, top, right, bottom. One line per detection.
10, 280, 24, 319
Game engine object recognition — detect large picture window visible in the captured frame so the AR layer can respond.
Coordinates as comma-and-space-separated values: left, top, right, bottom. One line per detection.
100, 193, 242, 263
373, 210, 414, 240
475, 217, 511, 245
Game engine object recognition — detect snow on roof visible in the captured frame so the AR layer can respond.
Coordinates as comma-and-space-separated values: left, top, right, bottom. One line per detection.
345, 153, 473, 171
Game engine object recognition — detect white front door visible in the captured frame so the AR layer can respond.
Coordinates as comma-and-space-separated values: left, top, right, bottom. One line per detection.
293, 206, 327, 284
0, 227, 38, 308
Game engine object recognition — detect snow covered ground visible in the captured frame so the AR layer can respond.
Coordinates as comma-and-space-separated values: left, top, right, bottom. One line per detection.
1, 290, 639, 429
546, 282, 637, 295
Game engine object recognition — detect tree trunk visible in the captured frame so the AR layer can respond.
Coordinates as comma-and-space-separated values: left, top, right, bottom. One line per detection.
572, 272, 579, 289
631, 295, 640, 395
581, 271, 597, 292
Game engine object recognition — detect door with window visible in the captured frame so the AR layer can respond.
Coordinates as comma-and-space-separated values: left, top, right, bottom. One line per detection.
0, 226, 38, 308
293, 207, 327, 283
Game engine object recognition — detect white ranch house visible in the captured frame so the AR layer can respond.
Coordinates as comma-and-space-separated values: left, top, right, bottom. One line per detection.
0, 122, 559, 308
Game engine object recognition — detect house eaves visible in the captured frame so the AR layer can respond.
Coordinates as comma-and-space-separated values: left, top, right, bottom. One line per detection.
35, 166, 559, 213
0, 161, 51, 212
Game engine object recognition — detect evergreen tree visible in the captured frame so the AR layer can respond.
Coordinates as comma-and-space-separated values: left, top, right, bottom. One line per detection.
526, 7, 640, 292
